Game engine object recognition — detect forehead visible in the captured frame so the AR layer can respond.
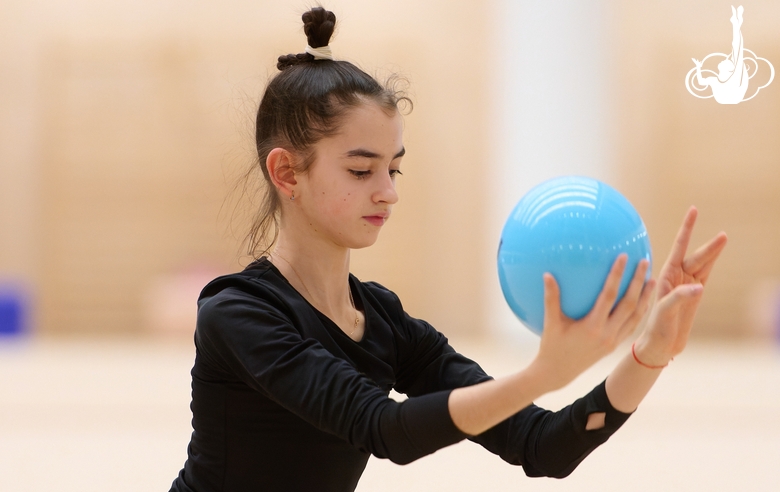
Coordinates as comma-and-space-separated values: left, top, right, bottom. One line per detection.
325, 102, 403, 149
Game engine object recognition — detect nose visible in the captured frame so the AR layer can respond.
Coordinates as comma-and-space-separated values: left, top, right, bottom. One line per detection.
373, 171, 399, 205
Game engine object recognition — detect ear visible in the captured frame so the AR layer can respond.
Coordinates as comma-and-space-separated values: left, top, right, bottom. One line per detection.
266, 148, 298, 200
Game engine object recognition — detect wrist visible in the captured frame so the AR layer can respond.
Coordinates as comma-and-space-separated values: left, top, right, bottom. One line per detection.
632, 337, 673, 369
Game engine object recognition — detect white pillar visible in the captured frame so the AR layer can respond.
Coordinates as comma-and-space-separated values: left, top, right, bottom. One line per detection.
486, 0, 616, 343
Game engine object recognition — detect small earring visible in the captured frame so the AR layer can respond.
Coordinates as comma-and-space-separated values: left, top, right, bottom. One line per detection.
290, 190, 295, 201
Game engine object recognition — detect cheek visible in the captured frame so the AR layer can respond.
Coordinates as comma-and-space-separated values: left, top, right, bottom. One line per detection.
305, 171, 362, 223
313, 187, 355, 218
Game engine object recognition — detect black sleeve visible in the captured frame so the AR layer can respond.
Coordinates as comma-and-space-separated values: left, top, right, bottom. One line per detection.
470, 380, 632, 478
390, 302, 632, 478
195, 289, 469, 465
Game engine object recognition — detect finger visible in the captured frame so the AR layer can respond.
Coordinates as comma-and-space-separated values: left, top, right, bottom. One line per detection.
666, 206, 698, 267
617, 278, 656, 343
656, 282, 704, 314
677, 284, 705, 338
542, 273, 563, 326
655, 283, 704, 345
608, 258, 650, 325
683, 232, 728, 284
653, 275, 675, 302
682, 231, 727, 273
590, 254, 628, 320
693, 256, 722, 286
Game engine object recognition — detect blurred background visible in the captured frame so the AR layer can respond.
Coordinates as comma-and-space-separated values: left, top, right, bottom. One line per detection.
1, 0, 779, 490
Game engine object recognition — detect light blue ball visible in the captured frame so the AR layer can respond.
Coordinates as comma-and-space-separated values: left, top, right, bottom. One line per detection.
497, 176, 652, 335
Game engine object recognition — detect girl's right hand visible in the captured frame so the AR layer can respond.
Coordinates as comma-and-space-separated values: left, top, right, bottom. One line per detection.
530, 254, 656, 391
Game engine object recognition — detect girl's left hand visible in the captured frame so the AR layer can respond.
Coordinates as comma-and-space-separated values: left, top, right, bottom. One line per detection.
634, 206, 728, 366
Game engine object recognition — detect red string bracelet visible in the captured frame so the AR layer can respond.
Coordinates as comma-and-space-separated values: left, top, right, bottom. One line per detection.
631, 342, 670, 369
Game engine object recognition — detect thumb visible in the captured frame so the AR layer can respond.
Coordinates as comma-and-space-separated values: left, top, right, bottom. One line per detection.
657, 283, 704, 311
678, 283, 704, 298
543, 273, 563, 325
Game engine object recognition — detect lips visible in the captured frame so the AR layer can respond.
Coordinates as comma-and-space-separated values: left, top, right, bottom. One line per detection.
363, 213, 388, 226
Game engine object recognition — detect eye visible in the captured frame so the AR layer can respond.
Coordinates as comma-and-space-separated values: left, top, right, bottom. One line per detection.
349, 170, 371, 179
390, 169, 403, 177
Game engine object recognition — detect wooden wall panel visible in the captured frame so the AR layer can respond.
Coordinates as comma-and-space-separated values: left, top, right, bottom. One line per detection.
612, 0, 780, 337
39, 42, 236, 335
34, 2, 492, 338
7, 1, 493, 338
651, 47, 780, 337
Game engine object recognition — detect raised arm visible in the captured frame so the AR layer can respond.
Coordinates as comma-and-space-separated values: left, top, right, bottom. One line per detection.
605, 206, 727, 412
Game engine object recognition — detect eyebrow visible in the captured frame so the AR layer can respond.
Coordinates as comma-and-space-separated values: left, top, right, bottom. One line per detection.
345, 147, 406, 160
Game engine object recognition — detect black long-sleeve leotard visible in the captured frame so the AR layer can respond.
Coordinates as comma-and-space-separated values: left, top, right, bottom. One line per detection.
170, 257, 631, 492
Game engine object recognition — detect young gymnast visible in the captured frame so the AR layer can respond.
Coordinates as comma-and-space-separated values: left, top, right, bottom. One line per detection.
169, 7, 727, 492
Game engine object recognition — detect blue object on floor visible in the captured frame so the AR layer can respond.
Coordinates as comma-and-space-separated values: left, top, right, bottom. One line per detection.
0, 284, 28, 336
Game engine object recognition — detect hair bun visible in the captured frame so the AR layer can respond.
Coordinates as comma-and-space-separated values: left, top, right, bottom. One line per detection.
302, 7, 336, 49
275, 8, 336, 71
277, 53, 312, 71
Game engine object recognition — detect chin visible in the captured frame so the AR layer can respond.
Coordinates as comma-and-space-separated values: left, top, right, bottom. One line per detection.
346, 233, 381, 250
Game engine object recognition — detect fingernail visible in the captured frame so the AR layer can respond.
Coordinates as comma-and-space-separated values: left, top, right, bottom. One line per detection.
689, 284, 703, 295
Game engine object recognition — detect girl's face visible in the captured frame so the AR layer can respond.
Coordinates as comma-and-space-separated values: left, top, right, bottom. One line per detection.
295, 101, 405, 250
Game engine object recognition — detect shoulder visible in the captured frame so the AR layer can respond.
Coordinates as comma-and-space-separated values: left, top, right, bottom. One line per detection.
199, 258, 277, 301
359, 279, 410, 323
358, 279, 441, 344
196, 261, 294, 333
360, 279, 401, 306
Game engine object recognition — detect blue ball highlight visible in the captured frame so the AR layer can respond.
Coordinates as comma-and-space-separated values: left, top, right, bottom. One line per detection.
497, 176, 652, 335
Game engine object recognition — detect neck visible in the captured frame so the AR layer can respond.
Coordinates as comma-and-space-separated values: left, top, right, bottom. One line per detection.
268, 202, 366, 341
269, 228, 352, 315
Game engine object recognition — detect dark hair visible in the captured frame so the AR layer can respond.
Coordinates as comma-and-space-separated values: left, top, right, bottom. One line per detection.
243, 6, 411, 259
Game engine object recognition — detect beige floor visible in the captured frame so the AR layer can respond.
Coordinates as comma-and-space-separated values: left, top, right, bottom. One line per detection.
1, 335, 778, 492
